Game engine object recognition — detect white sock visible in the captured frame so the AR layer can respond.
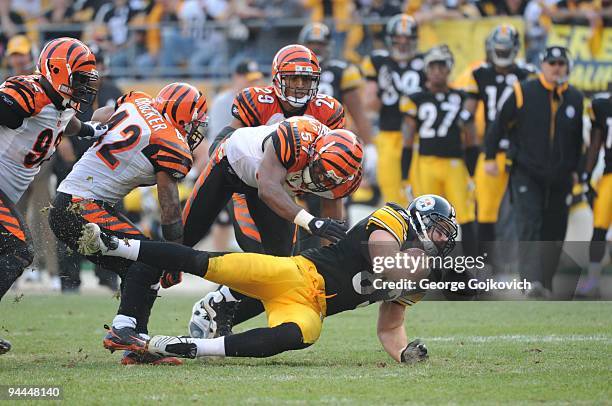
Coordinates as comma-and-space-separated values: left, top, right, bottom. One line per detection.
219, 285, 237, 302
587, 262, 603, 279
112, 314, 136, 330
107, 239, 140, 261
194, 336, 226, 357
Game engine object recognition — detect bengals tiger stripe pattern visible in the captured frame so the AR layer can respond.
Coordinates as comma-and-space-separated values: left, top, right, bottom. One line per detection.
0, 192, 28, 242
231, 86, 345, 129
74, 198, 140, 235
0, 76, 51, 117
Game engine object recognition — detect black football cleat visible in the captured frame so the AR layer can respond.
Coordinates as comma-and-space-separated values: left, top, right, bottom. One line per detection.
0, 338, 11, 355
120, 350, 183, 366
103, 324, 147, 353
201, 290, 238, 337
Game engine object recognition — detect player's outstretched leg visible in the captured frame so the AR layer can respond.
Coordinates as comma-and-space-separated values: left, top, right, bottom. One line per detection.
148, 322, 310, 359
78, 223, 210, 277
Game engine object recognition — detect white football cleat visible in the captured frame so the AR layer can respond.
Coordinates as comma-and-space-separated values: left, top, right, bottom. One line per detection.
77, 223, 117, 256
188, 297, 214, 339
146, 335, 197, 359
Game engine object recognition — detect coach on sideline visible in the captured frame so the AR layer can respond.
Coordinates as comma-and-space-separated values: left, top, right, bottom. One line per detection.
484, 46, 584, 298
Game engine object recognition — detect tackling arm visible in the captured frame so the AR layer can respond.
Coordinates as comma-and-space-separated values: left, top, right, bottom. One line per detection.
256, 142, 302, 222
64, 106, 115, 138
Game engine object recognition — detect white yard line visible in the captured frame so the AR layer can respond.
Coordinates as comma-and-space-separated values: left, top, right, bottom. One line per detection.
426, 334, 612, 343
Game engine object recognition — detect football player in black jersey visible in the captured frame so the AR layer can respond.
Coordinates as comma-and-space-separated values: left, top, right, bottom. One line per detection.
362, 14, 426, 207
76, 195, 458, 363
400, 45, 479, 257
463, 24, 536, 253
577, 92, 611, 297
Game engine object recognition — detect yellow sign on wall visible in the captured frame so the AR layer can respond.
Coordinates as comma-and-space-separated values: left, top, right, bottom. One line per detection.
418, 17, 526, 80
548, 25, 612, 93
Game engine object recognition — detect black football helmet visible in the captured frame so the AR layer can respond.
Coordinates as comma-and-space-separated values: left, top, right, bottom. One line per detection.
486, 24, 520, 68
298, 22, 332, 63
407, 195, 458, 257
385, 14, 418, 62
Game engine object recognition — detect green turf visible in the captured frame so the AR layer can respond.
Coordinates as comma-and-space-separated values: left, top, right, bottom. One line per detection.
0, 294, 610, 405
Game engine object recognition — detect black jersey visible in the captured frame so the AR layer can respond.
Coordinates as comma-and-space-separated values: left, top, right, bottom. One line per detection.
362, 50, 425, 131
301, 203, 425, 316
589, 93, 612, 174
318, 59, 363, 105
400, 88, 470, 158
466, 62, 535, 129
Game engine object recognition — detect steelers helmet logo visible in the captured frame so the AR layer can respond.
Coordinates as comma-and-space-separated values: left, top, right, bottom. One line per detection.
416, 196, 436, 211
552, 47, 561, 58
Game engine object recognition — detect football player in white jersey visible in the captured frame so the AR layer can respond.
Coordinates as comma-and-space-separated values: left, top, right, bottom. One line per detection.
48, 83, 208, 365
0, 37, 102, 355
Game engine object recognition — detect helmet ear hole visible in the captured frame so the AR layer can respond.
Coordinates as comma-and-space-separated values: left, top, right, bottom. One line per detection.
53, 67, 60, 74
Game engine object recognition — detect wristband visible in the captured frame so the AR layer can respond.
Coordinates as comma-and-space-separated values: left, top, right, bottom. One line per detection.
293, 209, 315, 230
161, 220, 184, 242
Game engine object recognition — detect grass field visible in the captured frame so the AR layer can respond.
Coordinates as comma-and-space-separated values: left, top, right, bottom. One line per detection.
0, 294, 611, 405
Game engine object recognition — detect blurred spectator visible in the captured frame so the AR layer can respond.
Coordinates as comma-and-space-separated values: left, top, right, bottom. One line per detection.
139, 0, 230, 77
4, 35, 34, 77
10, 0, 41, 19
0, 0, 25, 60
415, 0, 481, 23
303, 0, 354, 59
476, 0, 529, 15
208, 59, 263, 141
39, 0, 82, 41
94, 0, 149, 73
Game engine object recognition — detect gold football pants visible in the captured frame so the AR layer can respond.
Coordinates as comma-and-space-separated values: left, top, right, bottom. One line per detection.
206, 253, 327, 344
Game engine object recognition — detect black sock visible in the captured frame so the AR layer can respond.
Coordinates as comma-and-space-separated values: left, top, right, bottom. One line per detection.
224, 322, 310, 357
589, 228, 607, 263
117, 262, 161, 334
137, 241, 210, 277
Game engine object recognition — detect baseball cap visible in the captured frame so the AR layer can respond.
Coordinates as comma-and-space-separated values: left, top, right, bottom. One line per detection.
541, 46, 571, 64
6, 35, 31, 56
235, 59, 263, 81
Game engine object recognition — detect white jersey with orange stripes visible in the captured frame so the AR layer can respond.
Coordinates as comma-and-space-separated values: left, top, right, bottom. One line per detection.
0, 75, 76, 203
224, 116, 360, 199
58, 91, 193, 205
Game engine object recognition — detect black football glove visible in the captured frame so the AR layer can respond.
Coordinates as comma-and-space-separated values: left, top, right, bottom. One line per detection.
400, 339, 428, 364
160, 270, 183, 289
78, 121, 109, 140
307, 217, 348, 243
